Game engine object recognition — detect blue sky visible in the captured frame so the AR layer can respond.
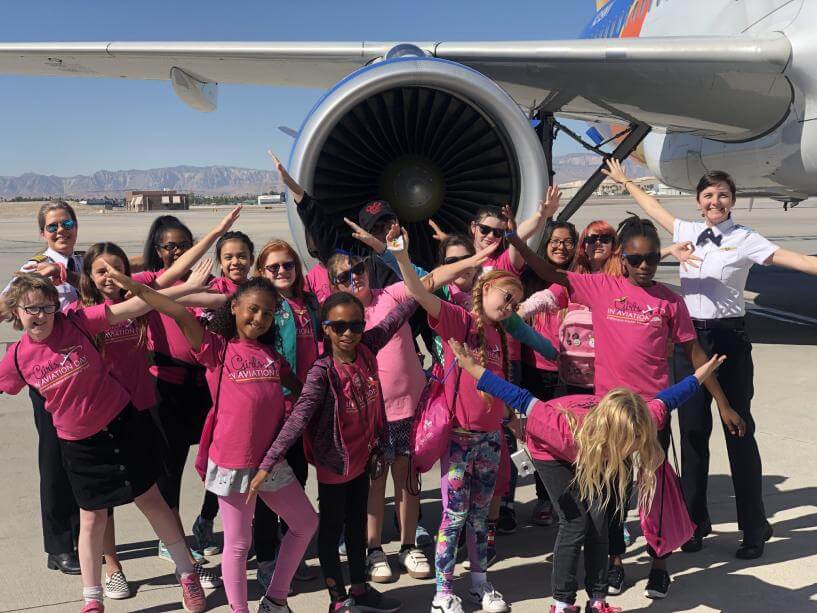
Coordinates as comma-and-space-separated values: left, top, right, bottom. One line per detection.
0, 1, 596, 177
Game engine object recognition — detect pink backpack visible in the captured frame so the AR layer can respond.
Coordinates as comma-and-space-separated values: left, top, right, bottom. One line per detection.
558, 304, 595, 389
411, 362, 461, 473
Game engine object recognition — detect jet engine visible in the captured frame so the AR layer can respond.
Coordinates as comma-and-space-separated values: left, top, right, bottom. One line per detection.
286, 47, 548, 268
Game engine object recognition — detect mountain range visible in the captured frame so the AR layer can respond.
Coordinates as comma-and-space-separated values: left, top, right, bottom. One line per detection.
0, 154, 648, 199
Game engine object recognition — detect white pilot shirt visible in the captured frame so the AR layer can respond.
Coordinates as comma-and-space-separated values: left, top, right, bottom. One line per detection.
673, 217, 779, 320
2, 247, 83, 309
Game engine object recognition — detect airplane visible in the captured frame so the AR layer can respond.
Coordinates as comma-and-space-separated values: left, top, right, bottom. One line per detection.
1, 0, 815, 268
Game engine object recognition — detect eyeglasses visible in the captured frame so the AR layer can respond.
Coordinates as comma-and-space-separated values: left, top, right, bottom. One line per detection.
333, 261, 367, 286
322, 319, 365, 335
22, 304, 58, 315
490, 284, 520, 310
44, 219, 76, 233
622, 252, 661, 267
442, 255, 470, 266
476, 224, 505, 239
265, 261, 296, 275
548, 238, 575, 249
584, 234, 613, 245
158, 241, 193, 253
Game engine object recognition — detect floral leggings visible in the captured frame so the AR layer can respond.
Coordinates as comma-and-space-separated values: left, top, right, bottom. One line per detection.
435, 429, 501, 594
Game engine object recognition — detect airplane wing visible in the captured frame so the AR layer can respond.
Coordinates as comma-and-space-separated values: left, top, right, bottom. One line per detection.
0, 34, 792, 141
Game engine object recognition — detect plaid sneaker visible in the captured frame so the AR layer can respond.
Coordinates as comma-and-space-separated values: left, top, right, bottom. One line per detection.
104, 570, 131, 599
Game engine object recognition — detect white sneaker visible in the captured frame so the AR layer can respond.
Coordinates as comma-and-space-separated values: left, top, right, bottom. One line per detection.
431, 593, 465, 613
398, 547, 433, 579
468, 582, 508, 613
366, 549, 394, 583
104, 570, 131, 599
256, 595, 291, 612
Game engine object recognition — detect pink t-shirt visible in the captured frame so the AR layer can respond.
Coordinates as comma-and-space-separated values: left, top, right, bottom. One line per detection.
208, 276, 240, 298
287, 296, 318, 384
482, 248, 522, 276
566, 272, 696, 397
192, 330, 290, 469
305, 263, 332, 303
527, 284, 569, 371
526, 394, 668, 462
364, 283, 425, 422
316, 355, 381, 484
0, 306, 131, 440
430, 300, 506, 432
64, 300, 157, 411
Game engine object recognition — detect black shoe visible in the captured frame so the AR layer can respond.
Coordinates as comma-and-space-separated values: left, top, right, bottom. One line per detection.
47, 552, 82, 575
736, 522, 773, 560
496, 507, 517, 535
607, 563, 626, 595
680, 522, 712, 553
644, 568, 670, 599
352, 584, 401, 612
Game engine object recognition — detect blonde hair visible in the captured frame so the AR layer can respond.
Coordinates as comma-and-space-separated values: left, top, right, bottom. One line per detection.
565, 388, 664, 518
469, 270, 522, 403
3, 273, 60, 331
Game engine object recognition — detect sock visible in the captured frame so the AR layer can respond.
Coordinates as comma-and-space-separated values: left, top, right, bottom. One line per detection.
83, 585, 103, 604
367, 546, 383, 557
553, 600, 571, 612
165, 539, 195, 575
399, 543, 414, 553
471, 571, 487, 589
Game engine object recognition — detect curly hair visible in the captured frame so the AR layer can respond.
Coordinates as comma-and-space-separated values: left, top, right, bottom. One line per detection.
207, 277, 279, 346
2, 273, 59, 331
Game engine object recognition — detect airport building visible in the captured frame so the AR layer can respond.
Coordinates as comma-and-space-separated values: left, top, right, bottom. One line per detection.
126, 190, 190, 212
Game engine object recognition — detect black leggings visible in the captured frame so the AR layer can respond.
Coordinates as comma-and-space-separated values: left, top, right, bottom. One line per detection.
317, 472, 370, 601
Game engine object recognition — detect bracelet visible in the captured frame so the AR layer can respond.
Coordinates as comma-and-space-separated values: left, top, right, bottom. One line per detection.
623, 180, 634, 187
504, 230, 516, 239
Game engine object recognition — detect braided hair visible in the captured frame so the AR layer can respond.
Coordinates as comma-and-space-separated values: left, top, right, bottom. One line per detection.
617, 214, 661, 252
208, 277, 279, 346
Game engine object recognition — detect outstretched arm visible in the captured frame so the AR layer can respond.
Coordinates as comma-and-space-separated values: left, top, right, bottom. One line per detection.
506, 232, 569, 287
502, 314, 557, 360
602, 159, 676, 233
506, 186, 561, 271
388, 225, 444, 319
767, 248, 817, 276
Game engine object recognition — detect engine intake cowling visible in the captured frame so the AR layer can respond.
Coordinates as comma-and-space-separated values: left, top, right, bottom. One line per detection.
286, 54, 548, 269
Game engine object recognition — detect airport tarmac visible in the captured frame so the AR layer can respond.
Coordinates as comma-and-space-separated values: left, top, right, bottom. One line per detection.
0, 197, 815, 612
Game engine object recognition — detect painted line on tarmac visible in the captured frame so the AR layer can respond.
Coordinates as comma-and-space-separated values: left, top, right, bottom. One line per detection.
747, 304, 817, 326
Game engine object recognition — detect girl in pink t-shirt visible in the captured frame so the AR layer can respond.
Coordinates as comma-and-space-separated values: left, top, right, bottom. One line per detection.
0, 273, 209, 613
106, 272, 317, 613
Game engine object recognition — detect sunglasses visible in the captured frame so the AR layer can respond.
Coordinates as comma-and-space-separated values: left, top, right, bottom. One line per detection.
265, 261, 296, 275
490, 284, 520, 310
442, 255, 470, 266
548, 238, 576, 249
22, 304, 58, 315
333, 261, 367, 286
44, 219, 76, 233
323, 319, 365, 335
584, 234, 613, 245
158, 241, 193, 253
622, 252, 661, 267
476, 223, 505, 239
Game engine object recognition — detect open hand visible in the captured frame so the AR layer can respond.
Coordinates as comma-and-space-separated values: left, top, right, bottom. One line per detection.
428, 219, 449, 242
471, 240, 501, 266
35, 262, 63, 284
267, 150, 301, 193
185, 258, 214, 293
541, 185, 562, 219
215, 205, 242, 235
670, 241, 702, 271
601, 159, 629, 185
103, 261, 141, 294
500, 204, 517, 233
447, 338, 484, 380
385, 223, 409, 252
344, 217, 386, 254
693, 353, 726, 385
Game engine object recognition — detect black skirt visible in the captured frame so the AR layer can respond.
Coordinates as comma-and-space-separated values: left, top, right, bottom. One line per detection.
59, 405, 161, 510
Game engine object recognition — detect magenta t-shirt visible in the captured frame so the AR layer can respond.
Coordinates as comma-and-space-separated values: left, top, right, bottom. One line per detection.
566, 273, 696, 397
0, 305, 130, 440
64, 300, 157, 411
208, 276, 240, 298
430, 300, 506, 432
305, 263, 332, 303
481, 248, 522, 275
365, 283, 425, 422
192, 330, 290, 469
286, 296, 318, 385
316, 355, 381, 484
526, 394, 669, 462
527, 284, 569, 371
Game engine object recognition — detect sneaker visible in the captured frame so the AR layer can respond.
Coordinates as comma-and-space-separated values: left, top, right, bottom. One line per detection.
431, 593, 464, 613
352, 584, 401, 612
415, 524, 434, 548
398, 547, 433, 579
158, 540, 207, 565
257, 595, 292, 612
531, 499, 555, 526
549, 605, 580, 613
294, 558, 317, 581
468, 581, 508, 613
496, 507, 517, 535
178, 571, 207, 613
584, 601, 622, 612
329, 598, 361, 612
644, 568, 671, 599
606, 563, 625, 595
366, 549, 394, 583
104, 570, 131, 599
192, 515, 221, 556
81, 601, 104, 613
194, 562, 222, 589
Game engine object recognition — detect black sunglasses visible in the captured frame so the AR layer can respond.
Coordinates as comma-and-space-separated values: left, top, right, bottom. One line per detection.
22, 304, 59, 315
158, 241, 193, 253
265, 261, 296, 275
44, 219, 76, 233
323, 319, 365, 335
584, 234, 613, 245
477, 223, 504, 239
442, 255, 470, 266
622, 252, 661, 267
333, 261, 367, 286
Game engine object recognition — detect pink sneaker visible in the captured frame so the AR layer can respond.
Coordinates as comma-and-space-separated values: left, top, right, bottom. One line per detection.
584, 601, 622, 613
81, 601, 104, 613
179, 571, 207, 613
